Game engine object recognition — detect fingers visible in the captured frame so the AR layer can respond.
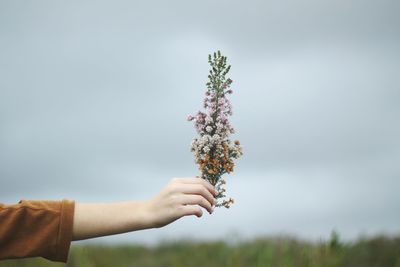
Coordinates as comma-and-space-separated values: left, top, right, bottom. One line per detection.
179, 195, 213, 214
180, 205, 203, 218
177, 184, 216, 208
172, 177, 218, 197
168, 177, 217, 218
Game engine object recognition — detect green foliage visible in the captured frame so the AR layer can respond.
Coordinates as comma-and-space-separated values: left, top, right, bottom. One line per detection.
206, 50, 231, 92
329, 230, 341, 250
1, 235, 400, 267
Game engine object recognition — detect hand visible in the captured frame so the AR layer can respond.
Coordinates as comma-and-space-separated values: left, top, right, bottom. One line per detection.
143, 177, 218, 228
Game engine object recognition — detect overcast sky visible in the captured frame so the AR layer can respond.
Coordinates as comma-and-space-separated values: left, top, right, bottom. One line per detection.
1, 0, 399, 244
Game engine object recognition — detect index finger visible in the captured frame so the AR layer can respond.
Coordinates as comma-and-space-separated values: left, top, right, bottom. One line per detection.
176, 177, 218, 196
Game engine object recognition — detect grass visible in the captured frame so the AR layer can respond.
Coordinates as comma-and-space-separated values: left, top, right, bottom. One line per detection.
1, 234, 400, 267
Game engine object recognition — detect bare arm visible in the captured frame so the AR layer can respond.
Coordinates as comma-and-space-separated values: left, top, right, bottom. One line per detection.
72, 177, 217, 240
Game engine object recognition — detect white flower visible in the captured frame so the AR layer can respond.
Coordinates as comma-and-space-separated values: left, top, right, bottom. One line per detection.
202, 135, 211, 142
205, 116, 213, 123
206, 126, 213, 133
190, 139, 196, 149
211, 134, 221, 144
203, 146, 210, 153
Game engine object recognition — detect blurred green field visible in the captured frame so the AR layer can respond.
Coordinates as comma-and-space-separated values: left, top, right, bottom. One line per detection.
1, 234, 400, 267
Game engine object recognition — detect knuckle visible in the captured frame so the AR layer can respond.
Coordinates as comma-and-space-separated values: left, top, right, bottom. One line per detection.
170, 194, 180, 204
171, 177, 180, 183
202, 198, 209, 208
205, 191, 213, 202
190, 207, 200, 216
195, 184, 203, 193
167, 184, 178, 194
201, 180, 210, 189
195, 195, 203, 203
201, 187, 208, 196
177, 205, 186, 214
184, 207, 193, 216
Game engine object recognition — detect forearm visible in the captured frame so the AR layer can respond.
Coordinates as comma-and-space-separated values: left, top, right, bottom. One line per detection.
72, 200, 151, 240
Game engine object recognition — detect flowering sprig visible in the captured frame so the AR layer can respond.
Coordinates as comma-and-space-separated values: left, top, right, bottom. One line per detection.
187, 50, 243, 208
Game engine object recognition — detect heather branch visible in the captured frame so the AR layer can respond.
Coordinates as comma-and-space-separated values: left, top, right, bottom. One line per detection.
187, 50, 243, 209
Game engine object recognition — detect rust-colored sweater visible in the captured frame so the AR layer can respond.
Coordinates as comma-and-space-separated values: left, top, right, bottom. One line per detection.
0, 199, 75, 263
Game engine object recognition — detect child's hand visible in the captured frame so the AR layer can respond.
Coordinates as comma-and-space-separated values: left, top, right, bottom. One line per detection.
144, 177, 218, 228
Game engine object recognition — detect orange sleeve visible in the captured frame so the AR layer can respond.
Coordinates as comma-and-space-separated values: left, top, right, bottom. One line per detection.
0, 199, 75, 263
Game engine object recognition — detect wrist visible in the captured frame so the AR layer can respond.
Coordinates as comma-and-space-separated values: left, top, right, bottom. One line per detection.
130, 199, 159, 230
118, 200, 151, 231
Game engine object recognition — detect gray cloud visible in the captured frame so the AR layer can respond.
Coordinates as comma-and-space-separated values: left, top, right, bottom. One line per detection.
0, 0, 399, 242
